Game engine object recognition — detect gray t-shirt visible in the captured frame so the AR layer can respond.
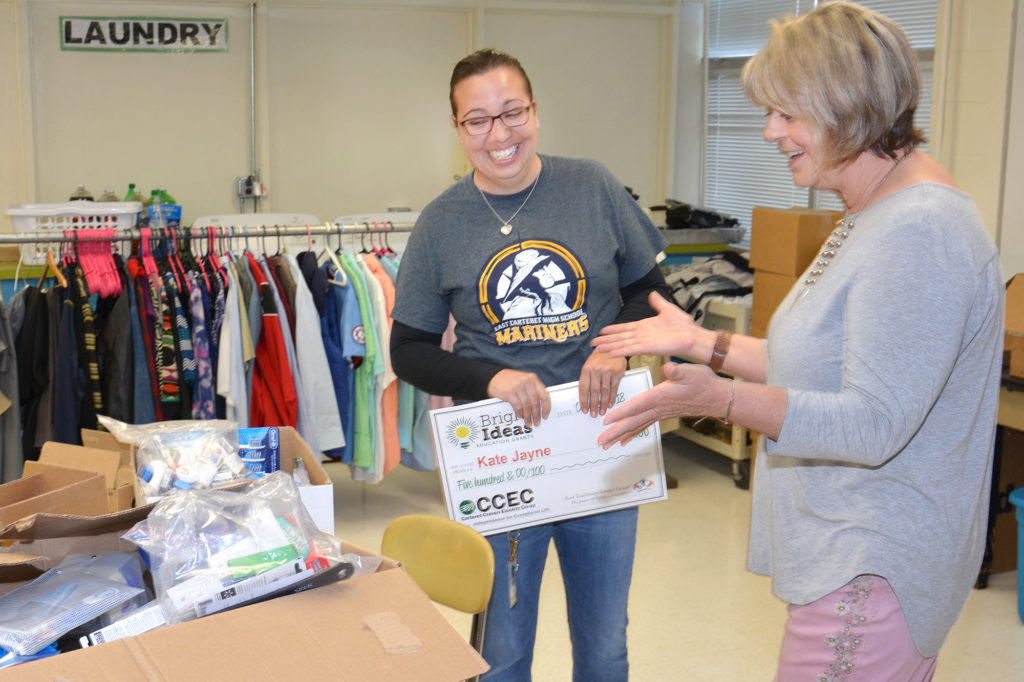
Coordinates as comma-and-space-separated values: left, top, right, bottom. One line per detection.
392, 154, 667, 387
750, 183, 1004, 657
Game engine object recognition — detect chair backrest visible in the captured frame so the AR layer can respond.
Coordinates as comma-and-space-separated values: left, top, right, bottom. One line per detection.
382, 514, 494, 615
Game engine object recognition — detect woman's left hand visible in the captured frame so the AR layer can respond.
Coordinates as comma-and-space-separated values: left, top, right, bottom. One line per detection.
598, 362, 728, 448
578, 350, 628, 417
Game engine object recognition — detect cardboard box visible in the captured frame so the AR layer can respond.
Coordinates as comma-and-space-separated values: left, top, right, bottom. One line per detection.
0, 463, 107, 529
0, 505, 487, 681
1004, 274, 1024, 379
987, 426, 1024, 573
279, 426, 335, 536
37, 441, 135, 513
749, 207, 843, 276
2, 562, 487, 681
80, 428, 133, 462
752, 270, 799, 334
0, 505, 151, 595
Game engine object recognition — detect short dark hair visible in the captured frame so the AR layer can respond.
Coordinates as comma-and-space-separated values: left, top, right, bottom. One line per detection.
449, 49, 533, 117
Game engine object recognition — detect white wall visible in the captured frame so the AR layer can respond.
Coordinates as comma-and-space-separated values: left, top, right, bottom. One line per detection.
25, 2, 254, 214
999, 0, 1024, 276
935, 0, 1018, 268
1, 0, 691, 231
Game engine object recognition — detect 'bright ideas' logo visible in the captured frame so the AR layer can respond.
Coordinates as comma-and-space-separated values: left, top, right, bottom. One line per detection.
446, 417, 480, 449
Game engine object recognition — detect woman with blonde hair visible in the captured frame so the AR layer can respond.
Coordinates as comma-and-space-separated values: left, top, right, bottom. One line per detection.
593, 3, 1003, 679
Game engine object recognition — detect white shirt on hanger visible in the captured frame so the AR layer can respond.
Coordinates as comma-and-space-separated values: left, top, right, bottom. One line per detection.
217, 257, 249, 428
284, 252, 345, 451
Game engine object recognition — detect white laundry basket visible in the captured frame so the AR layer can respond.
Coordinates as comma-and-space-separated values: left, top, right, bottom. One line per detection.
5, 201, 142, 265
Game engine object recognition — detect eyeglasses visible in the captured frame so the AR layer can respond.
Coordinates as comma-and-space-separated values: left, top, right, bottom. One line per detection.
457, 104, 533, 136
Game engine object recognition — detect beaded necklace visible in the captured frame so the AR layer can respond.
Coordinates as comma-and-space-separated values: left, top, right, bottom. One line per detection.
802, 148, 913, 291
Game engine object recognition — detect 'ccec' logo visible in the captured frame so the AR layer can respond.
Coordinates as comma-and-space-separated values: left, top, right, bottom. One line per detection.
459, 500, 476, 515
446, 417, 480, 449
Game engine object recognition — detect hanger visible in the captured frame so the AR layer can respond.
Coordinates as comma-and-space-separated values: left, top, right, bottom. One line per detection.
206, 226, 225, 276
103, 228, 123, 296
39, 246, 68, 288
322, 222, 347, 286
62, 230, 79, 269
167, 227, 191, 295
82, 228, 119, 297
139, 227, 159, 279
187, 227, 211, 291
359, 222, 371, 254
370, 221, 384, 257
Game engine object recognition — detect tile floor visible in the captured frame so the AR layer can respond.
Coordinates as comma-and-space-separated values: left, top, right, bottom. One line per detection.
325, 434, 1023, 681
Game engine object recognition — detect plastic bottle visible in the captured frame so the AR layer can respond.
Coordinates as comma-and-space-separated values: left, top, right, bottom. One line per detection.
148, 189, 167, 229
124, 183, 144, 204
157, 186, 176, 206
292, 457, 311, 487
69, 184, 94, 201
98, 187, 119, 202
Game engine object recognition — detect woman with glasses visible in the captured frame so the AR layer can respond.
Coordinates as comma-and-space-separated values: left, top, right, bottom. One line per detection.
593, 3, 1002, 679
391, 48, 670, 681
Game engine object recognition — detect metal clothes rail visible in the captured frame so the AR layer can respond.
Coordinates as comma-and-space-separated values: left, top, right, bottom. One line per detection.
0, 220, 415, 246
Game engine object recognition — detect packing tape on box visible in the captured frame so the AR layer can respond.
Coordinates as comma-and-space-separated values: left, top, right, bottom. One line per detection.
362, 611, 422, 654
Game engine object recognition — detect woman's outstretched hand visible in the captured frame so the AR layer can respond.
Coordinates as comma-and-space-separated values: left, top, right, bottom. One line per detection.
592, 292, 710, 364
597, 362, 729, 448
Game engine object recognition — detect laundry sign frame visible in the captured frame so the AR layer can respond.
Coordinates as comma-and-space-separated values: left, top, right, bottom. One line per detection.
59, 16, 229, 53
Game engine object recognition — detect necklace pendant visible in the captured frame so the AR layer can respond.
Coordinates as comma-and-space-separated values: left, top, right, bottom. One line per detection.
500, 223, 513, 236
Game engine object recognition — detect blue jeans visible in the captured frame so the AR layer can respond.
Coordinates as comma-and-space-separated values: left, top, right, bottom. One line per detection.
480, 507, 637, 682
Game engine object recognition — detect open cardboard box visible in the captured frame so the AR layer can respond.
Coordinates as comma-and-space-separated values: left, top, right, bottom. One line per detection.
0, 502, 488, 680
36, 441, 135, 514
0, 505, 153, 596
0, 462, 108, 530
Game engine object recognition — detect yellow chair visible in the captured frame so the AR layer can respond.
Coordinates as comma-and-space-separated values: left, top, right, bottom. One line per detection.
381, 514, 494, 659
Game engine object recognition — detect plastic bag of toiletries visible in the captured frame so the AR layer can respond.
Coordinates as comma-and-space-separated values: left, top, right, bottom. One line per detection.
0, 552, 147, 656
122, 472, 356, 625
97, 416, 246, 499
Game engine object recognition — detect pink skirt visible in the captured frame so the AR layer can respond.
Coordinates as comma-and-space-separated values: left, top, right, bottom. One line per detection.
774, 575, 938, 682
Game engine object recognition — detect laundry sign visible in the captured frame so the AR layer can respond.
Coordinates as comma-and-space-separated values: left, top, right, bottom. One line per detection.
60, 17, 228, 52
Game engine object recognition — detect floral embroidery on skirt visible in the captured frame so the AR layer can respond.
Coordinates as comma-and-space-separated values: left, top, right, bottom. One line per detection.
818, 576, 873, 682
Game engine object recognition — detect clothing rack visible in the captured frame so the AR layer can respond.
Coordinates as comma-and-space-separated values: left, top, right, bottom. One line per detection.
0, 219, 416, 245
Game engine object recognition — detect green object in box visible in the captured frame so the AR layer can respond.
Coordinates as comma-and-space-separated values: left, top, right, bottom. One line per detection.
227, 544, 299, 579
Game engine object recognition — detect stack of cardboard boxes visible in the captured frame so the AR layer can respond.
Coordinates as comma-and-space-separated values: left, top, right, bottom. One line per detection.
748, 207, 843, 338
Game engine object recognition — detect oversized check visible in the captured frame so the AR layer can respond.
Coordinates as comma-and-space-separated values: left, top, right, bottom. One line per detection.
430, 368, 667, 536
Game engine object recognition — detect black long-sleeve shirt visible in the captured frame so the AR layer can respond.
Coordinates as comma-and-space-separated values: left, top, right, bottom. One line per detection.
390, 265, 672, 401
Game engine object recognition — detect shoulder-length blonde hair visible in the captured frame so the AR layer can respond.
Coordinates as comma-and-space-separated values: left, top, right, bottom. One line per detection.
741, 1, 926, 169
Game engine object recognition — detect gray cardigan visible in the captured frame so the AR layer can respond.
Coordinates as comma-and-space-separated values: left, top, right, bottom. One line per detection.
749, 183, 1004, 657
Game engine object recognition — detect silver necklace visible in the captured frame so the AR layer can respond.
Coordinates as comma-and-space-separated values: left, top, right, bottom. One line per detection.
803, 148, 912, 289
477, 173, 540, 236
